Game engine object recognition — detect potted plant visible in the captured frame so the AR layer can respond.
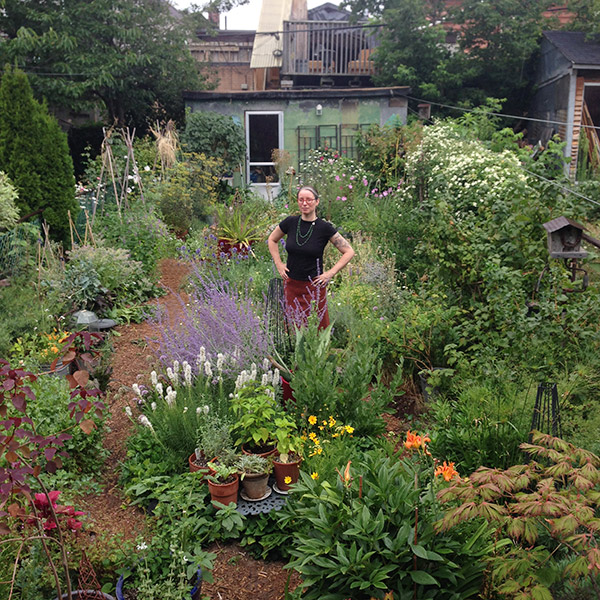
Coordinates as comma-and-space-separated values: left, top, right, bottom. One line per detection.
272, 434, 303, 493
190, 414, 232, 476
230, 382, 283, 456
237, 454, 271, 500
206, 463, 239, 508
9, 328, 72, 375
214, 196, 270, 257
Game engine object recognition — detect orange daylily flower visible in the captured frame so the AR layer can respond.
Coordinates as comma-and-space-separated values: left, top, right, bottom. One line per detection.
404, 430, 431, 451
435, 461, 459, 482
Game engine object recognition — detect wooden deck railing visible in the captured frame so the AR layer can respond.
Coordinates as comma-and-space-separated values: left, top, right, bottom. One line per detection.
282, 20, 376, 77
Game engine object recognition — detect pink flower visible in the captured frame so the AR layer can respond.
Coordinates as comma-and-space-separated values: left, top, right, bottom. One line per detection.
335, 175, 340, 181
348, 184, 353, 189
341, 196, 347, 201
363, 179, 368, 186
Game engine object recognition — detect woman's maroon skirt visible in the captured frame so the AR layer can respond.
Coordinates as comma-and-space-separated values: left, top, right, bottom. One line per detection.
284, 278, 330, 330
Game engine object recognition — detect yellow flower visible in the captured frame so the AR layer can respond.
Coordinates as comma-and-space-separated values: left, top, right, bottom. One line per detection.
318, 425, 324, 431
328, 417, 336, 428
308, 432, 317, 441
311, 472, 319, 480
344, 425, 355, 434
332, 433, 339, 438
51, 346, 59, 353
308, 415, 317, 425
284, 476, 292, 484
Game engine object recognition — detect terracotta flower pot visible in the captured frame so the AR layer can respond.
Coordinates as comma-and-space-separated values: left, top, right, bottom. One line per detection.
207, 473, 239, 508
273, 455, 302, 492
188, 452, 216, 480
241, 444, 277, 459
240, 472, 269, 499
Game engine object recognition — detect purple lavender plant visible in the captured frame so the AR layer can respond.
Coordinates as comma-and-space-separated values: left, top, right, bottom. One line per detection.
152, 262, 273, 377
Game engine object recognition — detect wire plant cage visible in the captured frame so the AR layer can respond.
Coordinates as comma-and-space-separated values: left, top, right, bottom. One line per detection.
264, 278, 292, 361
530, 382, 562, 440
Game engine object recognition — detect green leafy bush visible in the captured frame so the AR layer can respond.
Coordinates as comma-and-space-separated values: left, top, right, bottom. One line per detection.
68, 243, 160, 306
95, 202, 176, 276
154, 153, 222, 234
0, 66, 77, 244
281, 447, 495, 600
181, 111, 245, 174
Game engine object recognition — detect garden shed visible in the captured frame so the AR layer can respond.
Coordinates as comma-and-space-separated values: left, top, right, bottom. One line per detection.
528, 30, 600, 179
183, 86, 409, 197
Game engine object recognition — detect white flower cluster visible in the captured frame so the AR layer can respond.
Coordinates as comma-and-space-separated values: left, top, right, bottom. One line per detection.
165, 386, 177, 407
234, 359, 280, 392
138, 414, 154, 430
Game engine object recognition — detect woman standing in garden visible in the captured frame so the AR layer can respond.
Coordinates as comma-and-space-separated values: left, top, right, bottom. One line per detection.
267, 185, 355, 328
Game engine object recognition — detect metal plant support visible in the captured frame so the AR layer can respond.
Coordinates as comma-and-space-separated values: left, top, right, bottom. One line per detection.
265, 277, 292, 360
530, 382, 562, 439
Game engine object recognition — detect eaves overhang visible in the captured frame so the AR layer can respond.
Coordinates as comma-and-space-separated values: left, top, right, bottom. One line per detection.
183, 86, 410, 102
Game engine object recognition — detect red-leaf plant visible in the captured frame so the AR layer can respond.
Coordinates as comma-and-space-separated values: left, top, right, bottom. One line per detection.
436, 431, 600, 600
0, 358, 105, 600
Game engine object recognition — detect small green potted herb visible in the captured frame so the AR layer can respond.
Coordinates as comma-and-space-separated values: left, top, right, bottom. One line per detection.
237, 454, 272, 500
206, 463, 239, 508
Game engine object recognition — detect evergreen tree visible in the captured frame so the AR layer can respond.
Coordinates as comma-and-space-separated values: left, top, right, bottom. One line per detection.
0, 65, 77, 243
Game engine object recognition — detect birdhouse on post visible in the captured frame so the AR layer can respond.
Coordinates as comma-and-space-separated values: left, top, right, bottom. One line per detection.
542, 217, 589, 260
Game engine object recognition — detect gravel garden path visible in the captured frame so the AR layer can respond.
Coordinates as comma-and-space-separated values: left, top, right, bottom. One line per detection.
79, 257, 300, 599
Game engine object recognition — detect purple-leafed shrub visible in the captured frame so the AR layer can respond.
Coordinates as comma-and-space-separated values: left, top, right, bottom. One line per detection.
153, 262, 273, 376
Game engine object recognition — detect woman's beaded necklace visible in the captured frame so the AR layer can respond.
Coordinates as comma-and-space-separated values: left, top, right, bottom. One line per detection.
296, 217, 316, 247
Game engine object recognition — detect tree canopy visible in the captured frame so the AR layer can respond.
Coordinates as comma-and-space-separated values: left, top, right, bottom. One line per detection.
342, 0, 575, 114
0, 0, 205, 130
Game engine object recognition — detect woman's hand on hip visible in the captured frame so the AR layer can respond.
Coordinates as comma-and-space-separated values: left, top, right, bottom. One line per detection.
314, 270, 334, 287
277, 263, 290, 280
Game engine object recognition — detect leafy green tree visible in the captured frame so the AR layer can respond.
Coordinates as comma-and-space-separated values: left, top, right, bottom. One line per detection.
345, 0, 464, 102
0, 0, 204, 130
343, 0, 562, 112
0, 65, 77, 243
567, 0, 600, 36
450, 0, 558, 114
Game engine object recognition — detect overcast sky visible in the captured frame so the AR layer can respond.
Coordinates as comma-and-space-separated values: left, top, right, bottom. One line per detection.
172, 0, 343, 30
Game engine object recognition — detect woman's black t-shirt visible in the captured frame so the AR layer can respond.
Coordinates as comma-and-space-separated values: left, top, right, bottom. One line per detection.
279, 216, 337, 281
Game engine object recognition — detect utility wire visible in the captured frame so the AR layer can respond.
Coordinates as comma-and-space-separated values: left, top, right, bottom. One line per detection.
521, 167, 600, 208
407, 95, 600, 133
